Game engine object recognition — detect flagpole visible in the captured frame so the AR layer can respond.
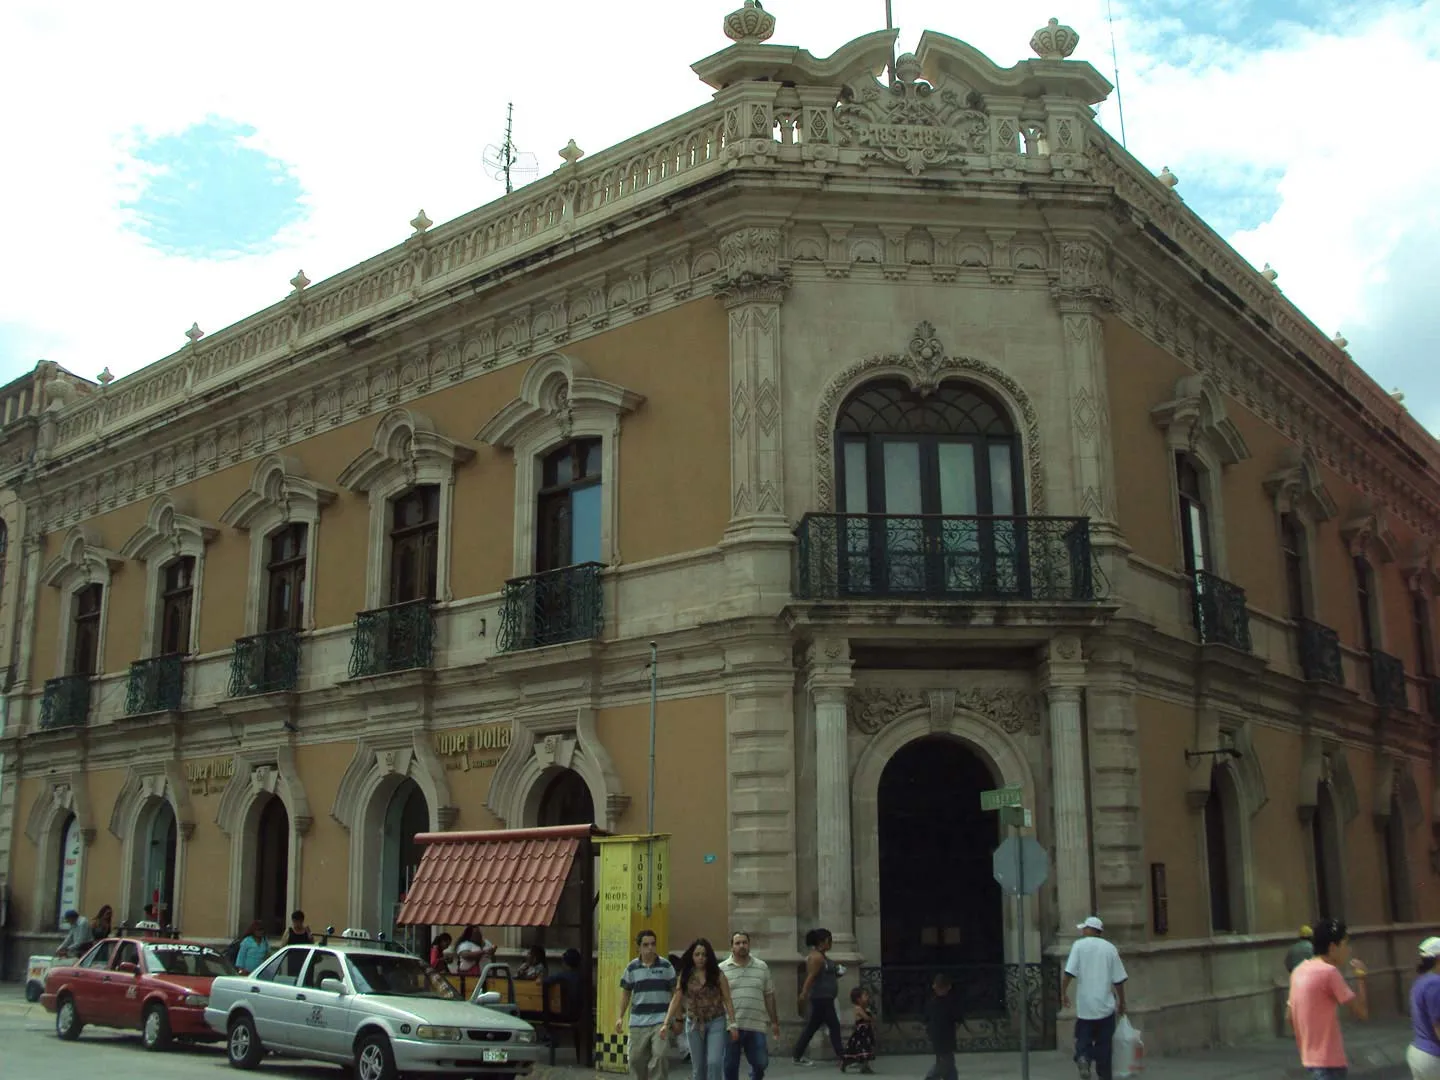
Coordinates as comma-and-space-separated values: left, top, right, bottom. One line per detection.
885, 0, 896, 83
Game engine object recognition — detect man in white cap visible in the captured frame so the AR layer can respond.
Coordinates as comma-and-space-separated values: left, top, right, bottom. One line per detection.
1407, 936, 1440, 1077
1062, 916, 1128, 1080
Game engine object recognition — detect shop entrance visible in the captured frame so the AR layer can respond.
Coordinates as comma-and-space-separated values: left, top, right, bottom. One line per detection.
252, 796, 290, 936
380, 779, 429, 938
135, 798, 178, 926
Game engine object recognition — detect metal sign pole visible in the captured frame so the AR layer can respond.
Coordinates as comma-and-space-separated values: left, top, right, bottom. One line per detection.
646, 641, 658, 916
1016, 820, 1030, 1080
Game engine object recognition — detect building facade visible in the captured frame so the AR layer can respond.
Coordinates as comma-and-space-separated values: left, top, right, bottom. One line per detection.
2, 4, 1439, 1053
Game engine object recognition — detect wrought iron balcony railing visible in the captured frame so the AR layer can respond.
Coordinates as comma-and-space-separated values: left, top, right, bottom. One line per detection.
1297, 618, 1344, 685
1369, 650, 1407, 710
40, 675, 92, 730
348, 599, 435, 678
793, 513, 1097, 602
498, 562, 605, 653
1190, 570, 1252, 652
125, 654, 185, 715
229, 628, 301, 697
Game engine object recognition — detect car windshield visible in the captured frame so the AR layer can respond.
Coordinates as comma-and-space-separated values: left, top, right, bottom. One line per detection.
346, 954, 458, 999
144, 943, 236, 978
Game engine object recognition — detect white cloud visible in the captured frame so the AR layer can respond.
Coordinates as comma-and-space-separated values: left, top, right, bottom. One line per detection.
1, 0, 1435, 434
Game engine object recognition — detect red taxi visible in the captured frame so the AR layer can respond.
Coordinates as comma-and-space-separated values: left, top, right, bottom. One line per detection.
41, 932, 236, 1050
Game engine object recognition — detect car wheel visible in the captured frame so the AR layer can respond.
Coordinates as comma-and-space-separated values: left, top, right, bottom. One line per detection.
25, 981, 42, 1003
142, 1003, 173, 1051
227, 1014, 264, 1070
55, 994, 83, 1040
354, 1032, 399, 1080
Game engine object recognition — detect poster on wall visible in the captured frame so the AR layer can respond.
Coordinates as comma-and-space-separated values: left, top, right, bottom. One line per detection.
56, 818, 82, 929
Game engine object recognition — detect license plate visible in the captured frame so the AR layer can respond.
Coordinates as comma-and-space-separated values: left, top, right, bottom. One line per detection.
482, 1049, 508, 1063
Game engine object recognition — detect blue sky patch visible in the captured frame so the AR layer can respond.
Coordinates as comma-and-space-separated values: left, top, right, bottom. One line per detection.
1175, 165, 1285, 238
1141, 0, 1345, 48
120, 118, 306, 259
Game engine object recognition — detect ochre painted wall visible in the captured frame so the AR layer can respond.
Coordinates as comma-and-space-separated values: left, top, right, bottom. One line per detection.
292, 742, 356, 933
9, 776, 40, 929
1136, 695, 1206, 941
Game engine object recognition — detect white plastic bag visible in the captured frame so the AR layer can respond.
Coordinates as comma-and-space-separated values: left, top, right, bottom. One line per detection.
1113, 1015, 1145, 1078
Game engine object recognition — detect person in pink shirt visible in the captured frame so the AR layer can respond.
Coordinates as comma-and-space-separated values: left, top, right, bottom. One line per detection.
1288, 918, 1370, 1079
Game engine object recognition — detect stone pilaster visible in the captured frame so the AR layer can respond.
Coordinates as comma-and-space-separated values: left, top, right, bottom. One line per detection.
805, 638, 856, 955
1040, 634, 1092, 935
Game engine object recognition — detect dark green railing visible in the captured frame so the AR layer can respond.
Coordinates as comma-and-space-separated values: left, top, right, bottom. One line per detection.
1191, 570, 1251, 652
1370, 650, 1407, 710
497, 562, 605, 652
40, 675, 91, 730
793, 513, 1098, 601
229, 628, 301, 697
348, 599, 435, 678
125, 654, 185, 715
1297, 618, 1344, 685
856, 961, 1059, 1053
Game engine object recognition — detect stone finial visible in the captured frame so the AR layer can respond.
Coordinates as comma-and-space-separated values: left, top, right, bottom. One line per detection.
1261, 263, 1278, 283
1333, 331, 1348, 350
185, 322, 204, 344
410, 209, 433, 235
893, 52, 924, 85
723, 0, 775, 43
1391, 389, 1406, 404
1030, 17, 1079, 60
1158, 166, 1178, 189
559, 139, 584, 165
97, 367, 114, 386
290, 269, 311, 293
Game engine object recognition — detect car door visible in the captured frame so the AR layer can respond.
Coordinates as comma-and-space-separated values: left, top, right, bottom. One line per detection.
103, 941, 144, 1029
247, 947, 311, 1050
290, 949, 351, 1059
71, 940, 114, 1020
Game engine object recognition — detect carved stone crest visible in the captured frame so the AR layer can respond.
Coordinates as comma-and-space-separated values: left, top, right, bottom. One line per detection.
849, 689, 924, 734
834, 55, 990, 176
848, 686, 1041, 736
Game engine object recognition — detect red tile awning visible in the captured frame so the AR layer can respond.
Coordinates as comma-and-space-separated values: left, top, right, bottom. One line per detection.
395, 824, 604, 928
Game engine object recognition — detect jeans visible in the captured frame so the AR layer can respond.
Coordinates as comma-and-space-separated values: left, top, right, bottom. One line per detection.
1307, 1070, 1348, 1080
793, 997, 843, 1061
724, 1029, 769, 1080
687, 1015, 728, 1080
925, 1052, 958, 1080
1075, 1014, 1118, 1080
628, 1023, 669, 1080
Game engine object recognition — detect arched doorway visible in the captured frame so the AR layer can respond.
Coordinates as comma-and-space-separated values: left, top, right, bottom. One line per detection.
134, 799, 178, 926
252, 796, 290, 936
534, 769, 594, 952
54, 813, 82, 930
379, 779, 429, 938
877, 736, 1002, 1018
1312, 783, 1344, 921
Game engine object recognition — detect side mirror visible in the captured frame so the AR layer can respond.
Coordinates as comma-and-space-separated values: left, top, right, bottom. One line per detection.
319, 976, 347, 995
473, 990, 502, 1006
117, 962, 139, 976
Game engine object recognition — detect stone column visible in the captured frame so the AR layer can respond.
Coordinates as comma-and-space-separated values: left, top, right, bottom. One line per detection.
806, 639, 856, 955
1041, 635, 1092, 933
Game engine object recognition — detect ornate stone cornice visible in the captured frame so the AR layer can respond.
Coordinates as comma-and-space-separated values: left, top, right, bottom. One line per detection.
1263, 446, 1337, 522
714, 227, 790, 308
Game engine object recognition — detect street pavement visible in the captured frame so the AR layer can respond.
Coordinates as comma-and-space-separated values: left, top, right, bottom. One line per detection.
0, 991, 1416, 1080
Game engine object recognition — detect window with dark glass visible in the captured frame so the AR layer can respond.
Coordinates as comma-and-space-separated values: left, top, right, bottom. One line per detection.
159, 557, 195, 655
0, 520, 8, 602
389, 486, 439, 603
1204, 769, 1233, 932
1176, 455, 1210, 574
536, 440, 603, 573
71, 584, 103, 676
1354, 556, 1376, 653
1412, 590, 1435, 681
266, 523, 308, 631
1280, 513, 1307, 621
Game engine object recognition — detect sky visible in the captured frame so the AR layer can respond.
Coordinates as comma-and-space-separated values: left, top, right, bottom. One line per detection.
1, 0, 1436, 435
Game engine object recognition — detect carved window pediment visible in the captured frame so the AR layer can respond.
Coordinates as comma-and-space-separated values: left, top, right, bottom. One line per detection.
1341, 502, 1397, 563
1263, 446, 1336, 522
337, 408, 474, 494
41, 526, 123, 590
222, 454, 336, 530
1402, 539, 1440, 595
121, 495, 218, 564
1151, 375, 1250, 467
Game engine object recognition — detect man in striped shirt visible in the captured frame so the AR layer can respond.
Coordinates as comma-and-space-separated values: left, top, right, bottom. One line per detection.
720, 931, 780, 1080
616, 929, 677, 1080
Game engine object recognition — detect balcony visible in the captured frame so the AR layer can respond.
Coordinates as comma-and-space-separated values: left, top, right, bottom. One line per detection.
498, 562, 604, 653
1369, 650, 1407, 710
1296, 618, 1344, 686
40, 675, 91, 730
793, 514, 1097, 602
125, 654, 185, 715
228, 628, 301, 697
1190, 570, 1251, 652
348, 599, 435, 678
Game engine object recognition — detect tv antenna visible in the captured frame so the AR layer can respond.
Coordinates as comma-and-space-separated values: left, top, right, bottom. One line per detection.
483, 102, 539, 195
1106, 0, 1129, 148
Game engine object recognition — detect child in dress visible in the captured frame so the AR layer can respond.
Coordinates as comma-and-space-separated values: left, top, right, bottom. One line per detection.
840, 986, 876, 1072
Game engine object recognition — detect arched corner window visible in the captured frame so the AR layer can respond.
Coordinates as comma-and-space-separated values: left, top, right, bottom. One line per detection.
1353, 556, 1377, 653
536, 439, 603, 573
1176, 454, 1210, 575
1279, 513, 1308, 621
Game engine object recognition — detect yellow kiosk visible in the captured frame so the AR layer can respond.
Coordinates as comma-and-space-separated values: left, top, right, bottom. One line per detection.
594, 834, 671, 1073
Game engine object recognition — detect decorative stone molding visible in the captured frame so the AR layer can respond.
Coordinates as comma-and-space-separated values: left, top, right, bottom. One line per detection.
814, 322, 1046, 514
40, 526, 123, 678
1341, 502, 1398, 563
848, 686, 1040, 736
330, 732, 456, 832
220, 454, 336, 634
1403, 540, 1440, 595
1373, 753, 1424, 831
1263, 446, 1337, 522
478, 353, 644, 575
337, 408, 474, 607
715, 227, 788, 307
487, 706, 629, 832
24, 771, 92, 846
1297, 738, 1359, 825
215, 746, 314, 837
120, 496, 219, 657
1187, 715, 1267, 817
1051, 240, 1110, 309
1150, 375, 1250, 467
109, 763, 195, 840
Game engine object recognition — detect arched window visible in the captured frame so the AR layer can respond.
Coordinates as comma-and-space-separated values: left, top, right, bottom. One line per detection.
536, 440, 603, 573
1412, 591, 1435, 692
55, 812, 81, 929
1280, 513, 1307, 621
0, 520, 8, 604
533, 770, 594, 953
158, 557, 196, 655
1203, 768, 1247, 932
1385, 794, 1414, 922
1354, 556, 1377, 652
1312, 782, 1344, 921
833, 379, 1022, 597
389, 487, 439, 603
1176, 455, 1210, 575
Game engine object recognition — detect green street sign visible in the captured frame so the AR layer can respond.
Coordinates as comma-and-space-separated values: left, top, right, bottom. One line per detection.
980, 784, 1023, 811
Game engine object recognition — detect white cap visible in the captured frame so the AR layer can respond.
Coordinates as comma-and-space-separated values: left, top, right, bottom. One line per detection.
1420, 937, 1440, 959
1078, 916, 1104, 932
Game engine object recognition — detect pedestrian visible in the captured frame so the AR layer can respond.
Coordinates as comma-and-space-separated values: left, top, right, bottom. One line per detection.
615, 929, 677, 1080
1286, 925, 1316, 974
453, 925, 496, 974
90, 905, 113, 942
1407, 936, 1440, 1080
661, 938, 739, 1080
517, 944, 549, 981
55, 910, 91, 958
924, 974, 961, 1080
429, 933, 453, 973
279, 910, 313, 947
720, 931, 781, 1080
235, 920, 269, 975
841, 986, 876, 1073
1062, 916, 1128, 1080
1288, 917, 1368, 1079
792, 928, 845, 1066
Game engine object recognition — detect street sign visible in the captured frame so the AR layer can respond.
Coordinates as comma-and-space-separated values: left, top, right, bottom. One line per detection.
992, 835, 1049, 896
980, 784, 1023, 811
